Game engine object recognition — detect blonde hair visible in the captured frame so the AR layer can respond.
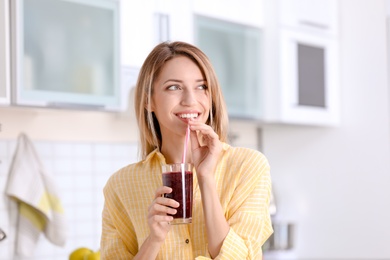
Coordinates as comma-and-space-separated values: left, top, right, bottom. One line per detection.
134, 41, 229, 159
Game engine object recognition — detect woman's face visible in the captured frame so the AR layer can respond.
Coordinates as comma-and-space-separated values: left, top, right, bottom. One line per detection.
151, 55, 210, 139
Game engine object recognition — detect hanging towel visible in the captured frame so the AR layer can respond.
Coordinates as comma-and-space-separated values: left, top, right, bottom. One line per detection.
5, 133, 67, 257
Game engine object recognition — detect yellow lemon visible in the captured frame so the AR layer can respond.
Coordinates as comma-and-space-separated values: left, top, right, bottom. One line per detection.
85, 250, 100, 260
69, 247, 93, 260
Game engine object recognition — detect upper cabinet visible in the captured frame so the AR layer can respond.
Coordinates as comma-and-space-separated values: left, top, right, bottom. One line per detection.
275, 29, 340, 125
193, 0, 264, 28
2, 0, 340, 123
122, 0, 193, 68
120, 1, 155, 68
10, 0, 121, 110
0, 0, 11, 105
193, 0, 340, 126
262, 0, 340, 126
192, 0, 265, 119
156, 0, 193, 43
195, 15, 263, 119
279, 0, 339, 36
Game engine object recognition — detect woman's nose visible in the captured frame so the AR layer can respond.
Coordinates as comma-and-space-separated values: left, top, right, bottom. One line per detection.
181, 89, 197, 106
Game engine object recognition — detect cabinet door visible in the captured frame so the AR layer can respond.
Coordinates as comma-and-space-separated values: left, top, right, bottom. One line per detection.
121, 1, 155, 67
279, 0, 339, 36
193, 0, 264, 28
11, 0, 121, 110
156, 0, 193, 43
0, 0, 10, 105
195, 15, 263, 119
279, 29, 340, 126
123, 0, 193, 67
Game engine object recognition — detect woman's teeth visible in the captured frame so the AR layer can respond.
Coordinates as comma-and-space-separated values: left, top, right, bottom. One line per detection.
179, 113, 198, 119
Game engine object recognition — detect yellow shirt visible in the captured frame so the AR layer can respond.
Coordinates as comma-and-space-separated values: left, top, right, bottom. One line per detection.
101, 143, 273, 259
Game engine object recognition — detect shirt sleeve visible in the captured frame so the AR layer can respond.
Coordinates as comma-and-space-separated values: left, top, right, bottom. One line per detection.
100, 177, 138, 259
215, 151, 273, 259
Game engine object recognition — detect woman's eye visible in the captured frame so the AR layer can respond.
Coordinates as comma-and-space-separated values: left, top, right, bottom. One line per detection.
167, 85, 180, 90
198, 85, 208, 90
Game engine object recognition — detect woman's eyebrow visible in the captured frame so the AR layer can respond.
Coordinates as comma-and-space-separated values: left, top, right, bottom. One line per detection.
162, 79, 206, 84
163, 79, 182, 84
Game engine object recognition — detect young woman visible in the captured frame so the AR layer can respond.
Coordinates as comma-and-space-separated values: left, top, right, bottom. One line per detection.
101, 41, 273, 259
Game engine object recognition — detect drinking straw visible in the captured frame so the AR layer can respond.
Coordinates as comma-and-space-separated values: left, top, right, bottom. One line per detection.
181, 124, 190, 163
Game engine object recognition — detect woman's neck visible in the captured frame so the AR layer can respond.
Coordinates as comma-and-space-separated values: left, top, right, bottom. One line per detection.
160, 137, 191, 164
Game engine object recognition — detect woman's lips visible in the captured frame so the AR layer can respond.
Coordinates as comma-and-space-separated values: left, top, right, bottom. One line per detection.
177, 113, 199, 119
176, 113, 199, 122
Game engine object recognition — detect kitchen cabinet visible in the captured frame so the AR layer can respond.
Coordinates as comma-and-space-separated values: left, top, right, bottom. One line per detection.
123, 0, 193, 68
262, 0, 340, 126
0, 0, 10, 105
275, 29, 340, 125
279, 0, 338, 36
10, 0, 121, 110
120, 1, 155, 67
193, 0, 264, 28
155, 0, 193, 43
195, 15, 263, 119
193, 0, 339, 125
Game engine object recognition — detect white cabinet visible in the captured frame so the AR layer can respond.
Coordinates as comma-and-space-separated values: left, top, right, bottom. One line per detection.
122, 0, 193, 68
193, 0, 264, 28
155, 0, 193, 43
120, 1, 155, 67
279, 0, 339, 36
0, 0, 10, 105
277, 29, 340, 125
193, 0, 340, 126
10, 0, 121, 110
263, 0, 340, 126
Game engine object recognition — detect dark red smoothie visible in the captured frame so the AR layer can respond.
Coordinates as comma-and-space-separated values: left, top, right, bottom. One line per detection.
162, 170, 193, 221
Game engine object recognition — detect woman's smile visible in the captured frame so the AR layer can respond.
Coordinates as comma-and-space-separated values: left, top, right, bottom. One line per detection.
151, 55, 210, 137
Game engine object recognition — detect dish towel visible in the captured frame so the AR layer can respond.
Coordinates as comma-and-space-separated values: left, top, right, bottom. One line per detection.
5, 133, 67, 257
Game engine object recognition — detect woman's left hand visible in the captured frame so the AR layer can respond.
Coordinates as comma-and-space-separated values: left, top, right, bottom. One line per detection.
189, 121, 222, 179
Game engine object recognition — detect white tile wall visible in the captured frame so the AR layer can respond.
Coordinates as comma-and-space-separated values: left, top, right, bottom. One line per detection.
0, 139, 138, 260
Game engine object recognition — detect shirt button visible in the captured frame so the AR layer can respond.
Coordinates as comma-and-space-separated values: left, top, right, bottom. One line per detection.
185, 239, 189, 244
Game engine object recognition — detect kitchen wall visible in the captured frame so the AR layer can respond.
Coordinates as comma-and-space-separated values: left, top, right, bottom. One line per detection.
0, 139, 139, 259
263, 0, 390, 259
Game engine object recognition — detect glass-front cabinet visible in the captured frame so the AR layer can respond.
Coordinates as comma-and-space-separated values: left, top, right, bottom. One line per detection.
3, 0, 340, 125
262, 0, 340, 126
277, 29, 340, 125
195, 16, 263, 119
10, 0, 120, 110
0, 0, 10, 105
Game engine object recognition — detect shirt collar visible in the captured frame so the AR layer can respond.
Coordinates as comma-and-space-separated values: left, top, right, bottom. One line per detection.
143, 142, 230, 164
143, 148, 166, 164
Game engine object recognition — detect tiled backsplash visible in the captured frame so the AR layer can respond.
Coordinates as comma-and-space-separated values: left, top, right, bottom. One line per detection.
0, 139, 139, 260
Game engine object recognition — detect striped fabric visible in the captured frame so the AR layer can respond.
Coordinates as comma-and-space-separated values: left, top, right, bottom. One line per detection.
6, 133, 66, 257
101, 143, 273, 259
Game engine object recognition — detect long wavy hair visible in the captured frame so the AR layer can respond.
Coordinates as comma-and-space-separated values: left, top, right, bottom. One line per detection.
134, 41, 229, 159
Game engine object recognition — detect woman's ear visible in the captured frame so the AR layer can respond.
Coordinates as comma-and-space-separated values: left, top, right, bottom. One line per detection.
144, 93, 154, 112
145, 100, 154, 112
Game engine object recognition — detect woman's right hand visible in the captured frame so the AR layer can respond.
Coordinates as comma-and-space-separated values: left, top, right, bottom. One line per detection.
134, 186, 180, 259
147, 186, 179, 243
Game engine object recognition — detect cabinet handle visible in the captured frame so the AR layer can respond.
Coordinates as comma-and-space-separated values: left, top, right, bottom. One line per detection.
155, 13, 170, 42
47, 102, 105, 110
0, 123, 2, 163
299, 20, 328, 30
0, 228, 6, 242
